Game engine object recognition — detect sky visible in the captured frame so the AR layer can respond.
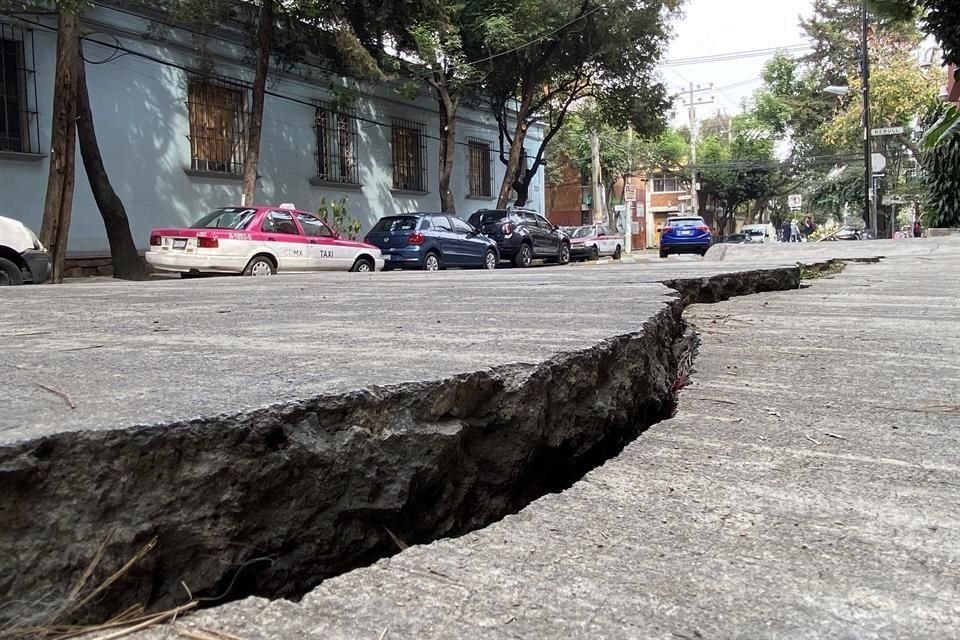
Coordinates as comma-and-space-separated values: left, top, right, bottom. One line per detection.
662, 0, 816, 126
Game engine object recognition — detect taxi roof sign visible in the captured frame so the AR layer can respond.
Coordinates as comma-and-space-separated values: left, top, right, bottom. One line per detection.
278, 203, 297, 210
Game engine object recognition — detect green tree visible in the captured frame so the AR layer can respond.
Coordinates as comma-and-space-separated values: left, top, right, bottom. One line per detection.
473, 0, 681, 208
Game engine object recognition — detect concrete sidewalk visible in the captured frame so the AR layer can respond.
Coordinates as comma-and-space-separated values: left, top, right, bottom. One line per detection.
142, 244, 960, 638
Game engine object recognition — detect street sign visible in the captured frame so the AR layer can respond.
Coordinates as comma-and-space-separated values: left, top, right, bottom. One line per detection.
624, 184, 637, 202
871, 126, 905, 137
788, 194, 802, 211
677, 194, 692, 202
871, 153, 887, 173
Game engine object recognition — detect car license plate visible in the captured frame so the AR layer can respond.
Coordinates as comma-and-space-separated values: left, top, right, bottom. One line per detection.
173, 238, 188, 249
383, 254, 392, 261
680, 230, 692, 236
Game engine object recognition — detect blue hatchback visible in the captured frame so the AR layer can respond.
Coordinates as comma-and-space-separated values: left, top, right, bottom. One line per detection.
660, 216, 713, 258
364, 213, 500, 271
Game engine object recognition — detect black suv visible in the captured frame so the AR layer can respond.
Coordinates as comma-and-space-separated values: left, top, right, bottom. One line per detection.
467, 209, 570, 267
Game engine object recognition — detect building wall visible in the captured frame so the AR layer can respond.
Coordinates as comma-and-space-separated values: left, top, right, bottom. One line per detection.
948, 65, 960, 104
545, 161, 587, 227
0, 8, 543, 255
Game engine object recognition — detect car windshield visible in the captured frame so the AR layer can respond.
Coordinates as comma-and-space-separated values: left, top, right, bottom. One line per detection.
745, 229, 765, 236
668, 218, 704, 227
470, 210, 510, 227
371, 216, 420, 232
191, 208, 258, 230
572, 226, 596, 238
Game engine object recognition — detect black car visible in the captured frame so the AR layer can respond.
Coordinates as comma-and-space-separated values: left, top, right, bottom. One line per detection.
364, 212, 499, 271
467, 208, 570, 268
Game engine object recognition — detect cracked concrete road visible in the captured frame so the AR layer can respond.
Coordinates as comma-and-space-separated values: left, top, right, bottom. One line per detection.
129, 239, 960, 639
1, 259, 791, 443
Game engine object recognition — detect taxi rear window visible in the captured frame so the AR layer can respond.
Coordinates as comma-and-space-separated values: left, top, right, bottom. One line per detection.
371, 216, 420, 232
191, 208, 257, 230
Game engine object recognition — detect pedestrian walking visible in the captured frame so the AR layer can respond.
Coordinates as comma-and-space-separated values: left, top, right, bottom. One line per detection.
790, 219, 801, 242
801, 216, 816, 239
780, 220, 791, 243
913, 219, 922, 238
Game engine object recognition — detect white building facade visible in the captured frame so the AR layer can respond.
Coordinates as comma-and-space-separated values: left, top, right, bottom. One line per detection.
0, 4, 544, 256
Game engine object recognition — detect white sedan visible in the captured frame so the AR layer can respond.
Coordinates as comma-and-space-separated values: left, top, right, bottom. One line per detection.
146, 205, 384, 276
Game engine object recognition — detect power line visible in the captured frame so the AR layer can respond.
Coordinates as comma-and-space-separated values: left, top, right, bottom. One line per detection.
661, 44, 810, 67
11, 14, 498, 151
464, 2, 608, 67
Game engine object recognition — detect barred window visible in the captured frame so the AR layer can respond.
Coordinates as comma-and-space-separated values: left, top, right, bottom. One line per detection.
315, 103, 359, 184
467, 137, 492, 197
391, 119, 427, 192
186, 77, 246, 174
0, 24, 39, 154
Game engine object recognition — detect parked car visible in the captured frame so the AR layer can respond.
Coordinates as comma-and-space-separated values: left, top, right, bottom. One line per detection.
0, 215, 51, 285
719, 233, 751, 244
467, 208, 571, 267
740, 223, 777, 244
145, 205, 384, 277
659, 216, 712, 258
569, 224, 624, 260
363, 212, 499, 271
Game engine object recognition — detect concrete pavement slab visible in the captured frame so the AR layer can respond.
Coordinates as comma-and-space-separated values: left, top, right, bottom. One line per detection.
129, 241, 960, 638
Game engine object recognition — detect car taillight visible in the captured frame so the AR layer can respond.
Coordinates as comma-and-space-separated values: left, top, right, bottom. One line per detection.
197, 236, 219, 248
408, 232, 425, 245
150, 234, 161, 246
661, 226, 672, 233
697, 225, 710, 233
502, 222, 514, 235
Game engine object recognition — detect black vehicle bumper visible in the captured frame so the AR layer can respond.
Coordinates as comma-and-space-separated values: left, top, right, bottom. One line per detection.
570, 245, 594, 258
661, 243, 710, 255
22, 249, 51, 284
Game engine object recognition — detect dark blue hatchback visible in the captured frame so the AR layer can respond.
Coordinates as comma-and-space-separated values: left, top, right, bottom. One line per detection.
364, 213, 500, 271
660, 216, 713, 258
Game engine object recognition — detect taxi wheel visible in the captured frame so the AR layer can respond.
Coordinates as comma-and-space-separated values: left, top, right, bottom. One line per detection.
590, 246, 599, 261
613, 246, 622, 260
350, 257, 375, 272
243, 256, 276, 277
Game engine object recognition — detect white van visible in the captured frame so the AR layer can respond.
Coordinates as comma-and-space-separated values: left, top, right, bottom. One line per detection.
740, 223, 777, 244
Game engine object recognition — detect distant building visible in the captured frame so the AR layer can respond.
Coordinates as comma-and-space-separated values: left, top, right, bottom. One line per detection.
947, 65, 960, 104
0, 5, 543, 261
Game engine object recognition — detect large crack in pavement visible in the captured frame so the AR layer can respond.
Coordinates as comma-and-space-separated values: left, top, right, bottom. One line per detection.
0, 266, 801, 633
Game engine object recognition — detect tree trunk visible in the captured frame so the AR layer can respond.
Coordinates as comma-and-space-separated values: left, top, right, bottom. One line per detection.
495, 79, 534, 208
437, 88, 457, 214
39, 11, 80, 284
241, 0, 273, 206
76, 54, 146, 281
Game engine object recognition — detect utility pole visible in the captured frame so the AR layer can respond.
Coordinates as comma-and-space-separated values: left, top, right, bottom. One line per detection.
683, 82, 714, 217
861, 0, 876, 236
591, 129, 603, 224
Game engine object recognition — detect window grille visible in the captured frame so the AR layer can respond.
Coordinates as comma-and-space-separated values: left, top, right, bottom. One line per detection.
467, 137, 492, 197
0, 23, 39, 154
391, 119, 427, 192
186, 77, 247, 174
315, 103, 359, 184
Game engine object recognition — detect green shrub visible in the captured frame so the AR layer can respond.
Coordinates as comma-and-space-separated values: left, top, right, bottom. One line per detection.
317, 197, 362, 240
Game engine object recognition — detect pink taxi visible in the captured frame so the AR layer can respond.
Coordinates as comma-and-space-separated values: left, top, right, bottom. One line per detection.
145, 205, 384, 277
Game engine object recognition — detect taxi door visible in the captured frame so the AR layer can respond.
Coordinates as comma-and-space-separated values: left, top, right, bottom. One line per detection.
260, 210, 311, 271
295, 212, 350, 270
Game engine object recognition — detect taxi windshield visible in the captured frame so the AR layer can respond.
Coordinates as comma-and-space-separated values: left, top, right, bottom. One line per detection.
191, 208, 257, 230
572, 226, 596, 238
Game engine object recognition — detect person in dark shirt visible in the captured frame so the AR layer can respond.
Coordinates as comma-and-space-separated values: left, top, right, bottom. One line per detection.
801, 216, 816, 239
913, 219, 922, 238
780, 220, 792, 243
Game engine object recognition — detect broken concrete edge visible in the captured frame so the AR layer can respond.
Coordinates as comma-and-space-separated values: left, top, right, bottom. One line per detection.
0, 264, 803, 632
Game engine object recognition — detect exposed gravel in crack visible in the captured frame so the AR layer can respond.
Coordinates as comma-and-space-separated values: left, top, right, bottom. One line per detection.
0, 266, 800, 632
